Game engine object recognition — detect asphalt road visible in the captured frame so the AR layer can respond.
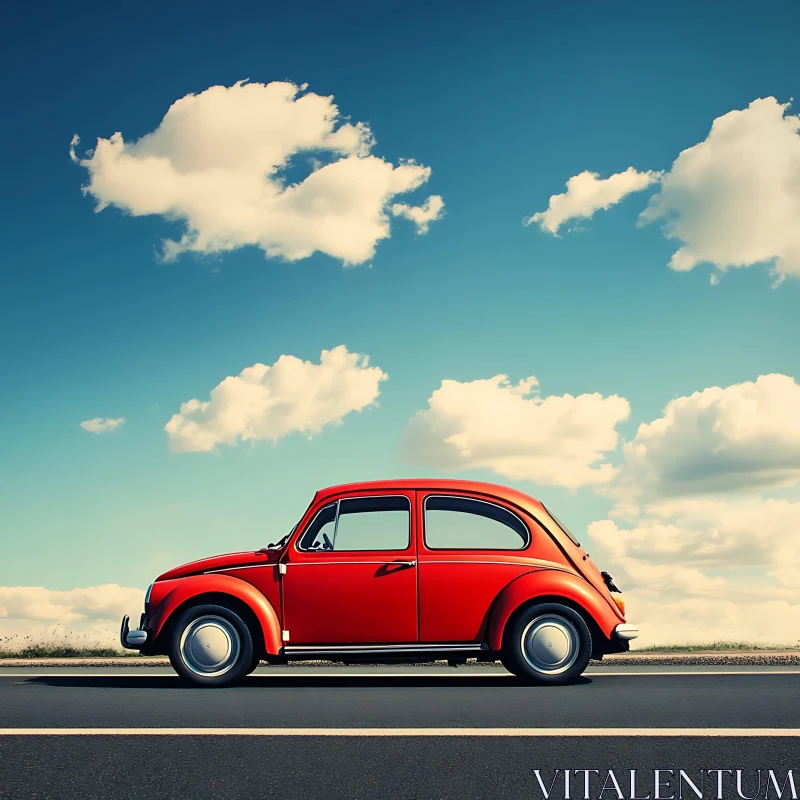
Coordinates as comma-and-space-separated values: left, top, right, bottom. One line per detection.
1, 667, 798, 799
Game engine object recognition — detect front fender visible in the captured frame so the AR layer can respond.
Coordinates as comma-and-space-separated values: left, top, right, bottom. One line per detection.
147, 573, 282, 655
486, 568, 624, 651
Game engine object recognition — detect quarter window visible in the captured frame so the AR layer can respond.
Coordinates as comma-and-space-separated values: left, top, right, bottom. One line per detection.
298, 496, 410, 552
297, 503, 337, 551
424, 496, 529, 550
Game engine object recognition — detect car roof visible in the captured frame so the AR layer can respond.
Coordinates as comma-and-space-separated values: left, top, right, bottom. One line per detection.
314, 479, 545, 513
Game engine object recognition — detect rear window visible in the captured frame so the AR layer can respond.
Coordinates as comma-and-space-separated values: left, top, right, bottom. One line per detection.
544, 506, 581, 547
423, 495, 529, 550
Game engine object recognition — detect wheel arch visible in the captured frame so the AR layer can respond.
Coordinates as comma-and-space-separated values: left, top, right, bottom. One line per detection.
146, 574, 282, 656
486, 569, 619, 655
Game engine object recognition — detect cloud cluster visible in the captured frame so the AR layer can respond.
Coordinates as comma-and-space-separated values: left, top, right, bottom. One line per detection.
403, 375, 631, 489
531, 97, 800, 285
71, 80, 443, 265
640, 97, 800, 284
590, 497, 800, 572
524, 167, 662, 234
166, 345, 387, 453
80, 417, 125, 433
579, 373, 800, 647
0, 584, 146, 651
0, 584, 143, 623
618, 373, 800, 501
587, 496, 800, 647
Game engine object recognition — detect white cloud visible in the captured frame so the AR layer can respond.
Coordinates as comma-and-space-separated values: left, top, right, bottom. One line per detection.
640, 97, 800, 284
619, 374, 800, 500
166, 345, 387, 453
391, 195, 445, 233
80, 417, 126, 433
403, 375, 630, 489
524, 167, 662, 235
71, 80, 443, 266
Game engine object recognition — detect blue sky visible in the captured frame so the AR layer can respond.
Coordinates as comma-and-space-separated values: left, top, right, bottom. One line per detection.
1, 0, 799, 646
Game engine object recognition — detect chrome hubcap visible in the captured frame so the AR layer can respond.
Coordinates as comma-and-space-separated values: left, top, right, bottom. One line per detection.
521, 615, 579, 675
180, 615, 241, 677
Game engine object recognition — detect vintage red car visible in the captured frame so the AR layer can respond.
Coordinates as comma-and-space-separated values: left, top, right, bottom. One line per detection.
121, 479, 637, 686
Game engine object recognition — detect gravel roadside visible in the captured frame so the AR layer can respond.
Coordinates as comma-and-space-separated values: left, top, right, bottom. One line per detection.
2, 651, 799, 668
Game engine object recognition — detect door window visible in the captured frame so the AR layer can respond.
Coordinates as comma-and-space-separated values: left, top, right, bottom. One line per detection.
423, 495, 529, 550
297, 496, 410, 552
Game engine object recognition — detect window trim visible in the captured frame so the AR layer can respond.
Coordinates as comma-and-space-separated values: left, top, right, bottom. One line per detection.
296, 494, 412, 553
422, 494, 531, 551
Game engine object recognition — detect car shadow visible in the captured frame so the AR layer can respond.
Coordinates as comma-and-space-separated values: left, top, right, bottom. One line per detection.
21, 674, 594, 690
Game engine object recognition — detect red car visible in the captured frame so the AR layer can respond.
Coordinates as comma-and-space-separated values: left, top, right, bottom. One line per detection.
121, 479, 638, 686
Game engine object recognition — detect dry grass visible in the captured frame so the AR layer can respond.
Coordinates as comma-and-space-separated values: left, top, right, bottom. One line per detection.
633, 640, 800, 653
0, 630, 133, 659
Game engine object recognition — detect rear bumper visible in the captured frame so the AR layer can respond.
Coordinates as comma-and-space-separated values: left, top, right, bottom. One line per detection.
593, 622, 639, 658
120, 614, 148, 650
615, 623, 639, 640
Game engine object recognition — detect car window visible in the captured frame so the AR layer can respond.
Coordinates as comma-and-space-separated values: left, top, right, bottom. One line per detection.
297, 503, 337, 551
424, 495, 529, 550
297, 496, 410, 552
334, 496, 410, 551
543, 505, 581, 547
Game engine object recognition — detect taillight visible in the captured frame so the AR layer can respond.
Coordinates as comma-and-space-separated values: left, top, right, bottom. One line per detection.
612, 596, 625, 616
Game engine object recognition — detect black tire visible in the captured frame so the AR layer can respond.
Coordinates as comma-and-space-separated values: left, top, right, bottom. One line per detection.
502, 602, 592, 685
246, 654, 262, 675
169, 604, 254, 688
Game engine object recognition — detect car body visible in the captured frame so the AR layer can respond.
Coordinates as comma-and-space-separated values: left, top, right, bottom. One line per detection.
121, 479, 638, 686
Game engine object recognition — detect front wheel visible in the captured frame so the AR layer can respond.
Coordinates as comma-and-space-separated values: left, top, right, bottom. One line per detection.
169, 604, 254, 688
501, 603, 592, 685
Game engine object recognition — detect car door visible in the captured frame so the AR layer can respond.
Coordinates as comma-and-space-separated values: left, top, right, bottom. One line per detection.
281, 491, 418, 644
417, 492, 564, 643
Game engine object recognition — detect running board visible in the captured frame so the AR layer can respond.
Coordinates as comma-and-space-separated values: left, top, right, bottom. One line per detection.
283, 643, 487, 656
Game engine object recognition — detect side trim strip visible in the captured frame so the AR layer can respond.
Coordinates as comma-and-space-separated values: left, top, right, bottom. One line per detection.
207, 560, 567, 572
419, 560, 567, 571
284, 561, 413, 567
284, 644, 485, 655
204, 564, 278, 574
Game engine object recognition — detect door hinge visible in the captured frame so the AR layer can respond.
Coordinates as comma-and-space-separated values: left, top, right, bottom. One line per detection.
278, 563, 287, 574
282, 630, 290, 642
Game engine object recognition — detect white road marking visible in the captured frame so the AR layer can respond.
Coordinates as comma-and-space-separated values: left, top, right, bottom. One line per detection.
0, 670, 798, 678
0, 728, 798, 737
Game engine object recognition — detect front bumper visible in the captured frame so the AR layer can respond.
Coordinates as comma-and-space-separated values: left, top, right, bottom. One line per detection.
120, 613, 149, 649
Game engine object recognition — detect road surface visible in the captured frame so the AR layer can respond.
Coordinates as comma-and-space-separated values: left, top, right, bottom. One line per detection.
0, 666, 797, 798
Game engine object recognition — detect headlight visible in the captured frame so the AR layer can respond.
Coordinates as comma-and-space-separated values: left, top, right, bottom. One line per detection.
144, 583, 153, 606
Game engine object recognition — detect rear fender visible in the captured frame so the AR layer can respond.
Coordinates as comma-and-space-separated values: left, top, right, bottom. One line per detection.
147, 573, 282, 654
486, 568, 623, 651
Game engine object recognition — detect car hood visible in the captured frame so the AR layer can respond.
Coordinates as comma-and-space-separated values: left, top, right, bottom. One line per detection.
156, 550, 281, 581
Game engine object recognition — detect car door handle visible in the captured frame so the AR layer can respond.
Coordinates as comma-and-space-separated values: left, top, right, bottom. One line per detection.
394, 560, 417, 567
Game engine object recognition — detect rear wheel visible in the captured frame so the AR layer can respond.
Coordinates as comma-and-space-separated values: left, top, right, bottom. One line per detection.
169, 604, 253, 688
501, 603, 591, 685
